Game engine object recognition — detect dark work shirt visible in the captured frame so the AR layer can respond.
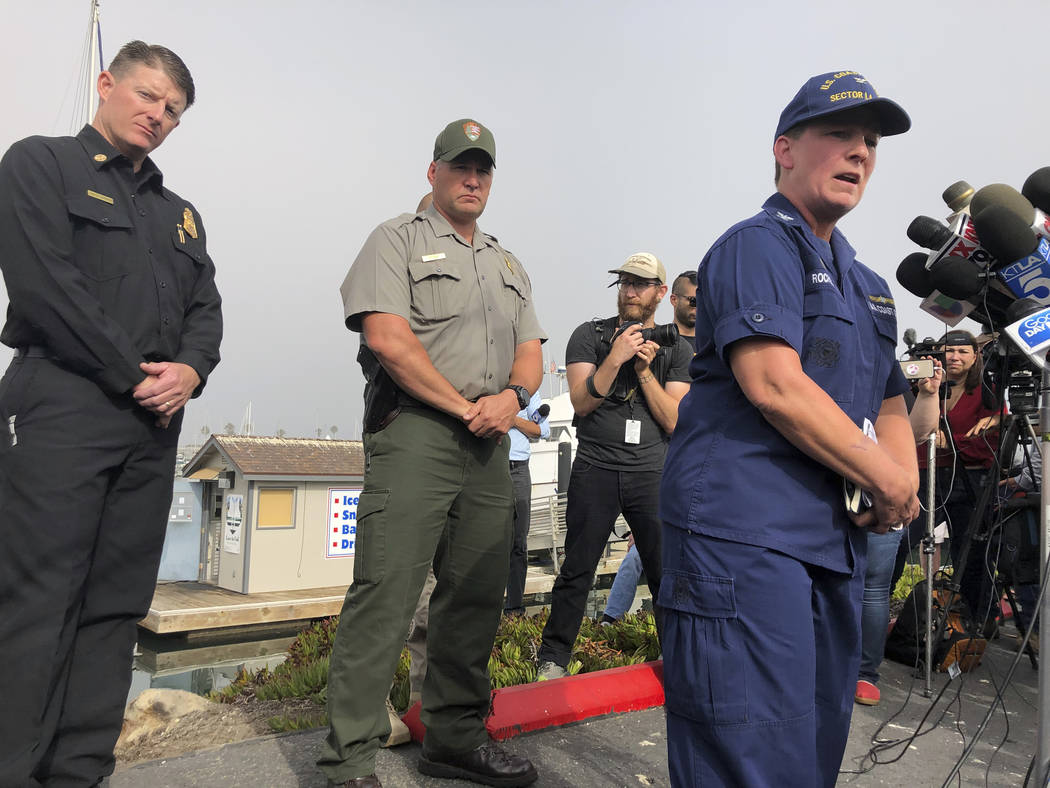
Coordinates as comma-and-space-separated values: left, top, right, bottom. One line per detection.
0, 125, 222, 397
566, 317, 692, 471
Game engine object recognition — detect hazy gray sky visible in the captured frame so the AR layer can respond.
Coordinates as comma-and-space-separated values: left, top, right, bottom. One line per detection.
4, 0, 1047, 440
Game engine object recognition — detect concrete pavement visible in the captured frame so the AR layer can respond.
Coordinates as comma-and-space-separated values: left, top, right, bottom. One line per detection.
112, 630, 1042, 787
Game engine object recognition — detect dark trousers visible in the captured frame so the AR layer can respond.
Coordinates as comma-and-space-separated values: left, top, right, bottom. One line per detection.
538, 459, 662, 668
0, 356, 179, 788
504, 461, 532, 613
661, 528, 863, 788
319, 407, 513, 782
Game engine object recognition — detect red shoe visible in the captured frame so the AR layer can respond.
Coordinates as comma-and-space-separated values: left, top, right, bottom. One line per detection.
855, 680, 880, 706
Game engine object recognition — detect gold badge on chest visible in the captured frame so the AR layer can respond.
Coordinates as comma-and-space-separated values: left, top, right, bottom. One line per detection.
182, 207, 198, 239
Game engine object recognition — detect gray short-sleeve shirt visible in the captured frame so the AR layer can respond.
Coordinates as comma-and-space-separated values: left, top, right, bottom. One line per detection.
341, 205, 546, 400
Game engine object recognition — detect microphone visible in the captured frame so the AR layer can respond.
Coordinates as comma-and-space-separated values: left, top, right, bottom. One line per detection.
530, 403, 550, 423
973, 205, 1040, 264
943, 180, 975, 214
971, 205, 1050, 304
897, 250, 979, 326
907, 215, 954, 250
896, 251, 935, 297
927, 256, 1015, 322
1022, 167, 1050, 214
971, 182, 1050, 242
906, 214, 996, 269
903, 328, 917, 349
1002, 297, 1050, 369
928, 256, 985, 299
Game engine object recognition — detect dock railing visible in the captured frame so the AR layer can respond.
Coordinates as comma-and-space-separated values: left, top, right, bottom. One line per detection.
525, 491, 627, 573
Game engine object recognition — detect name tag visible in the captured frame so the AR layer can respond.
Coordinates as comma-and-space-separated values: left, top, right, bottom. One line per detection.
421, 253, 446, 262
87, 189, 114, 204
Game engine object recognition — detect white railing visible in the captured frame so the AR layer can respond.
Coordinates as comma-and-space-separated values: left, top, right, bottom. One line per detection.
525, 491, 627, 572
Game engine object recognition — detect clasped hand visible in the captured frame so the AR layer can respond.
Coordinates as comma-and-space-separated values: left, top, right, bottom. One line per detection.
132, 361, 201, 428
462, 389, 519, 439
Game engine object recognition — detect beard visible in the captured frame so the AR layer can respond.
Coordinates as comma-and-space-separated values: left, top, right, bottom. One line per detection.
675, 303, 696, 329
618, 290, 659, 324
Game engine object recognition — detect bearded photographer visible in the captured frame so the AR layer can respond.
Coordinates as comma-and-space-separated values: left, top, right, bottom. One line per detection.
535, 253, 691, 679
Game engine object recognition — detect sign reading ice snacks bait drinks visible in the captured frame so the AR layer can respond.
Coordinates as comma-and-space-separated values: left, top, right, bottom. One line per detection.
327, 489, 362, 558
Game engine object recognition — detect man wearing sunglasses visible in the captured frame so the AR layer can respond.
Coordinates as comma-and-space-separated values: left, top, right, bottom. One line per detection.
536, 253, 691, 680
669, 270, 698, 343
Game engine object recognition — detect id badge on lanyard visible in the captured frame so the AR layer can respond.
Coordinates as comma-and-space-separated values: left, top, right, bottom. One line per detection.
625, 419, 641, 444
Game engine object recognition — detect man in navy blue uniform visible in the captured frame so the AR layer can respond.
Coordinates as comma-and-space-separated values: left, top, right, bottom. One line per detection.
659, 71, 920, 787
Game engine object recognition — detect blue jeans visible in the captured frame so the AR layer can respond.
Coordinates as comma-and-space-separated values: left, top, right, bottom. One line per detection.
604, 543, 643, 620
859, 528, 904, 684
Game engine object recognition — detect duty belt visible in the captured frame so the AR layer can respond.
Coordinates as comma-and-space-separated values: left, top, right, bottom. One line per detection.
15, 345, 50, 359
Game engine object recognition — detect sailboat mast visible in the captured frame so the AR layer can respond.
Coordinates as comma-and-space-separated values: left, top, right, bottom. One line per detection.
86, 0, 103, 121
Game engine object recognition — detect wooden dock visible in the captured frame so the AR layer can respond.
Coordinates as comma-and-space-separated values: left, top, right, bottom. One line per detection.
141, 544, 630, 637
141, 582, 350, 635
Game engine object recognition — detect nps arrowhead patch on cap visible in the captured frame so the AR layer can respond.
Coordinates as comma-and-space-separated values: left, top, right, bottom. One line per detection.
434, 119, 496, 164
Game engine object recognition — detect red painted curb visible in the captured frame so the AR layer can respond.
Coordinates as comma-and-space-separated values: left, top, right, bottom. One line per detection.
400, 661, 665, 743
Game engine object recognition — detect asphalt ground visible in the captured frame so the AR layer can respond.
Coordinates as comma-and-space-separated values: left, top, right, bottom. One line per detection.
112, 627, 1042, 787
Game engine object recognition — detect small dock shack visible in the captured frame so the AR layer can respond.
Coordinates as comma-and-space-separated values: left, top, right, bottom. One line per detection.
180, 436, 365, 596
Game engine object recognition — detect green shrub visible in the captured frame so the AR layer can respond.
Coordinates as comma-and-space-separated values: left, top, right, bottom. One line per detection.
892, 563, 927, 602
213, 608, 662, 708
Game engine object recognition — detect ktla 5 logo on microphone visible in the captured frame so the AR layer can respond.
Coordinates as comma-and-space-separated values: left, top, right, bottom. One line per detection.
1019, 309, 1050, 347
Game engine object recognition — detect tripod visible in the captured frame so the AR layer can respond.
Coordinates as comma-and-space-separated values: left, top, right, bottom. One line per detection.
919, 355, 1038, 688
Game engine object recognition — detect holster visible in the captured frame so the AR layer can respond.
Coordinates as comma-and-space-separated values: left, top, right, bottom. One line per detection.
359, 344, 402, 433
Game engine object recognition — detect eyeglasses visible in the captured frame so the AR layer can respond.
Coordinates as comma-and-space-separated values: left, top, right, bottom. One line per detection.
672, 294, 697, 307
612, 278, 661, 293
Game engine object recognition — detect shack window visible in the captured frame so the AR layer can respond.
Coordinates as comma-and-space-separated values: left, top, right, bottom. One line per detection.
257, 488, 295, 529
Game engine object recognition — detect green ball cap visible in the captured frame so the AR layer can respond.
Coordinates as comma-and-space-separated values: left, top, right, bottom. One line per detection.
434, 119, 496, 166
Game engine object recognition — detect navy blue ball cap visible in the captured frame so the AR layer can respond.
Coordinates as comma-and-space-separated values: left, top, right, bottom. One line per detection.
774, 70, 911, 141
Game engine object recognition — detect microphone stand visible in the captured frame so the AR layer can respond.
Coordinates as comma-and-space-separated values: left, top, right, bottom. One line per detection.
1037, 364, 1050, 783
923, 431, 937, 697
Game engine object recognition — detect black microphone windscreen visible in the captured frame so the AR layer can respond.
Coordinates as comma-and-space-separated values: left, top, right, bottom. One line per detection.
903, 328, 917, 347
928, 256, 984, 299
536, 404, 550, 418
906, 216, 954, 250
972, 204, 1039, 264
942, 181, 975, 212
1022, 167, 1050, 215
1006, 297, 1044, 325
896, 252, 934, 298
970, 183, 1034, 223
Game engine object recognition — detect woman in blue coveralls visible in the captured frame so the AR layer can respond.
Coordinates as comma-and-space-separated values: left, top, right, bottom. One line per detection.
659, 71, 921, 788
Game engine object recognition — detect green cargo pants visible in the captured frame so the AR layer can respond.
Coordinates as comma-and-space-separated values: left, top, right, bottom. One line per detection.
318, 406, 513, 781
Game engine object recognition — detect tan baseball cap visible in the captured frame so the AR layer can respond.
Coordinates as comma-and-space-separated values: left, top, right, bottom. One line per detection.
433, 119, 496, 165
608, 252, 666, 285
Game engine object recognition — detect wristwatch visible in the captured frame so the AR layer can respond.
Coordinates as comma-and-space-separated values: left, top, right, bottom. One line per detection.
504, 384, 529, 410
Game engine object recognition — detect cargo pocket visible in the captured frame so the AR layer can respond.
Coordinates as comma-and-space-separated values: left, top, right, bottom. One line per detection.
0, 357, 41, 426
658, 569, 748, 725
352, 490, 390, 584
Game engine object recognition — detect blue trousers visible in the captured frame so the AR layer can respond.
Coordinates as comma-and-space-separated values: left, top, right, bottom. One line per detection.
859, 528, 903, 684
660, 527, 863, 788
604, 544, 644, 620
